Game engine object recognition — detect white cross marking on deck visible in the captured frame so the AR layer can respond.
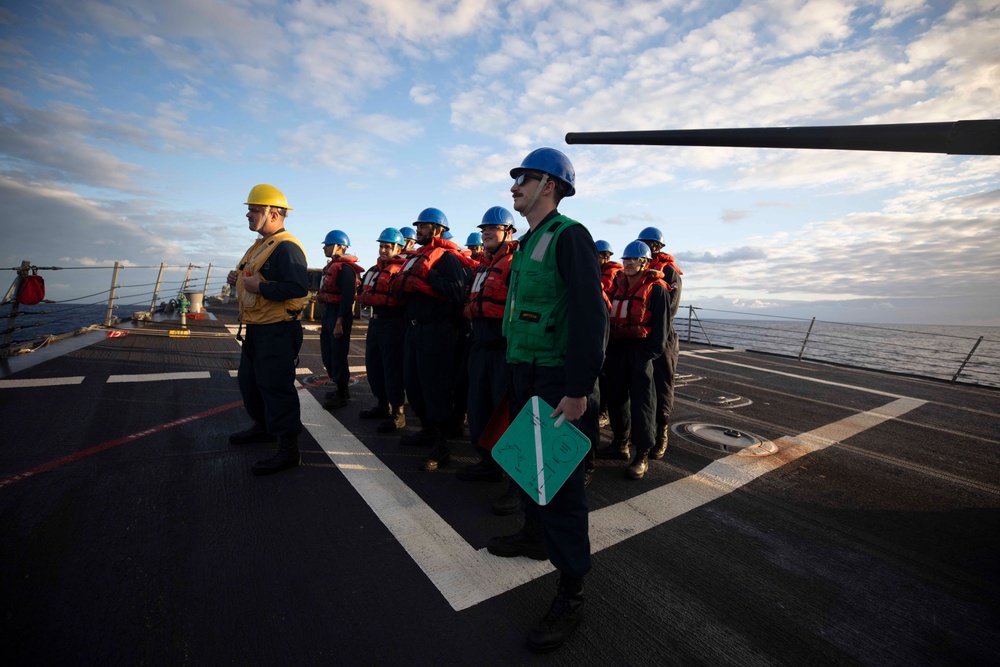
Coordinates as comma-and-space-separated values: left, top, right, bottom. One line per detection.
107, 372, 212, 383
300, 382, 926, 612
0, 376, 85, 388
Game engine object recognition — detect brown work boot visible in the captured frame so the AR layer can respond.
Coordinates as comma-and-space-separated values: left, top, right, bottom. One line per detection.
650, 424, 669, 460
595, 433, 630, 460
229, 421, 276, 445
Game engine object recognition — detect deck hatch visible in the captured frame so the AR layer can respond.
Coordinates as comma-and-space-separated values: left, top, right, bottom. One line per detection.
672, 422, 778, 456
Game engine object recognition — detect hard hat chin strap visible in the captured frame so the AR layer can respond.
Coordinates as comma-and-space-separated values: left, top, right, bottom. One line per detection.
251, 206, 271, 233
519, 174, 549, 218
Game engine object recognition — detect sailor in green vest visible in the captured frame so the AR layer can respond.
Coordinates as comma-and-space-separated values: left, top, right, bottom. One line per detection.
226, 184, 310, 476
486, 148, 608, 652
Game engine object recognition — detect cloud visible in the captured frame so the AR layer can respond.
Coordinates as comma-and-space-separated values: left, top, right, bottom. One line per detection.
678, 246, 769, 264
410, 85, 439, 106
721, 208, 751, 223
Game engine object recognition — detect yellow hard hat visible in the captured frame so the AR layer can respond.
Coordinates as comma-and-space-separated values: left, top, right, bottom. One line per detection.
244, 184, 293, 210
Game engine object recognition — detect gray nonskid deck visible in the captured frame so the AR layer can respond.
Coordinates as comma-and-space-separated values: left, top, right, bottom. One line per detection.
1, 302, 998, 665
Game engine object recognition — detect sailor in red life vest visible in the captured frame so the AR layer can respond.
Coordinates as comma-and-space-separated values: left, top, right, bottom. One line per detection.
455, 207, 518, 498
595, 239, 621, 430
464, 231, 484, 266
636, 226, 683, 457
398, 226, 417, 255
389, 207, 471, 472
596, 240, 670, 480
596, 240, 623, 294
355, 228, 408, 432
317, 230, 364, 410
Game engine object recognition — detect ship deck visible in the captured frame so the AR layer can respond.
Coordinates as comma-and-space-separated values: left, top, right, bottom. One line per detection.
1, 300, 998, 666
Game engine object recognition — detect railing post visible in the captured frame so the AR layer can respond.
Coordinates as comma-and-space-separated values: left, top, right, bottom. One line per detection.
798, 317, 816, 360
181, 263, 195, 293
149, 262, 166, 313
687, 304, 693, 343
105, 261, 120, 326
203, 263, 213, 297
952, 336, 984, 383
1, 260, 30, 358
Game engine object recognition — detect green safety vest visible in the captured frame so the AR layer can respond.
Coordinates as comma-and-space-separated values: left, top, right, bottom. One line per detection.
503, 214, 579, 366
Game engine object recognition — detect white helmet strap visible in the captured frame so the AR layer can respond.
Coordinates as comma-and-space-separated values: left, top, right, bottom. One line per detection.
519, 173, 549, 218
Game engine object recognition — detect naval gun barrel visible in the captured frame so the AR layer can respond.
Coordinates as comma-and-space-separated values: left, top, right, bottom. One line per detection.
565, 119, 1000, 155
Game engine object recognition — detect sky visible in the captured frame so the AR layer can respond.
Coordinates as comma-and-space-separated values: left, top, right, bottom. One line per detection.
1, 0, 998, 325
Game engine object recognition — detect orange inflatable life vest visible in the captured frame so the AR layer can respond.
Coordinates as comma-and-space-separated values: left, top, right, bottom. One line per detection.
317, 255, 364, 304
464, 240, 517, 319
358, 257, 405, 307
608, 270, 667, 339
391, 238, 465, 300
601, 261, 623, 294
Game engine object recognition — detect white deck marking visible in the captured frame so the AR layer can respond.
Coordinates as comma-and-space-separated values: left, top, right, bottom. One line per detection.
681, 350, 911, 398
107, 371, 212, 383
301, 382, 926, 612
589, 397, 926, 551
0, 376, 85, 388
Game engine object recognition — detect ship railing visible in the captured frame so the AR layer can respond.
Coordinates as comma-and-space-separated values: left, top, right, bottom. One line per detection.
1, 261, 223, 357
677, 306, 1000, 388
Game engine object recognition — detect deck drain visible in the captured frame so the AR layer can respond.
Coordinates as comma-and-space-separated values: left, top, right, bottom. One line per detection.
672, 422, 778, 456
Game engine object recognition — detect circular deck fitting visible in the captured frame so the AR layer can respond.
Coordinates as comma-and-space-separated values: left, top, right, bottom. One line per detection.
672, 422, 778, 456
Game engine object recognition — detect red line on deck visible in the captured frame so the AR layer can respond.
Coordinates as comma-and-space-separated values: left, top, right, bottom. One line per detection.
0, 379, 332, 490
0, 400, 244, 490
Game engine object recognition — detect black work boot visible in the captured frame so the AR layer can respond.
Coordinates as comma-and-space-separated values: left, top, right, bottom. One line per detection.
595, 433, 630, 460
377, 405, 406, 433
491, 478, 521, 516
650, 424, 669, 460
359, 401, 390, 420
625, 449, 649, 480
456, 457, 504, 482
322, 384, 350, 410
420, 429, 450, 471
487, 518, 547, 560
252, 436, 301, 476
229, 421, 276, 445
400, 422, 436, 446
527, 575, 585, 653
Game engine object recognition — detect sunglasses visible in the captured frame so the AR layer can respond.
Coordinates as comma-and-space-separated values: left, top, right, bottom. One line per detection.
514, 172, 543, 186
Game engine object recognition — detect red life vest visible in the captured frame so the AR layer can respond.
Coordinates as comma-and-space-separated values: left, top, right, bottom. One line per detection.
650, 252, 683, 276
391, 237, 466, 300
464, 240, 517, 319
317, 255, 364, 304
357, 256, 405, 307
608, 270, 667, 339
601, 261, 623, 294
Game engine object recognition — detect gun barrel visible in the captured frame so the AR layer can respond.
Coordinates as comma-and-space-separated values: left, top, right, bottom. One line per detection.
565, 120, 1000, 155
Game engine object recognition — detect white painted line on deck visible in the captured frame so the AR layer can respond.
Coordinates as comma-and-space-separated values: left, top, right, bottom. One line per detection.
107, 371, 212, 383
0, 376, 86, 388
589, 397, 926, 551
682, 350, 911, 398
302, 385, 926, 612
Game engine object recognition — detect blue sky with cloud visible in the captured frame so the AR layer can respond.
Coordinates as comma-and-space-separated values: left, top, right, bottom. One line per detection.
2, 0, 998, 324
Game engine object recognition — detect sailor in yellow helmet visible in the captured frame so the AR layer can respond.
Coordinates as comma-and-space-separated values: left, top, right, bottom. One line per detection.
226, 184, 310, 475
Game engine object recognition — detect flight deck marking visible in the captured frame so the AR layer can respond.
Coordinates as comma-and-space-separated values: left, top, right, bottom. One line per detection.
680, 350, 912, 398
0, 376, 85, 388
301, 388, 926, 612
107, 371, 211, 383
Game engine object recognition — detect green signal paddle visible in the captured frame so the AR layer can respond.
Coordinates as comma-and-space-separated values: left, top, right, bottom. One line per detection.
491, 396, 590, 505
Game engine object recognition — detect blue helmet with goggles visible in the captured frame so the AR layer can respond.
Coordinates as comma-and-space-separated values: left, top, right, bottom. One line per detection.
510, 148, 576, 197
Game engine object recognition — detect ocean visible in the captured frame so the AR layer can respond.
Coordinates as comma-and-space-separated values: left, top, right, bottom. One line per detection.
3, 303, 998, 389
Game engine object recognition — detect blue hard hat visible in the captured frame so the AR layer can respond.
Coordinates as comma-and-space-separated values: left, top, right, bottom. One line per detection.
466, 232, 483, 247
595, 240, 613, 253
637, 226, 664, 244
442, 230, 453, 240
323, 230, 351, 247
510, 147, 575, 197
399, 227, 416, 240
479, 206, 516, 232
622, 240, 652, 260
413, 207, 449, 230
377, 227, 404, 245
